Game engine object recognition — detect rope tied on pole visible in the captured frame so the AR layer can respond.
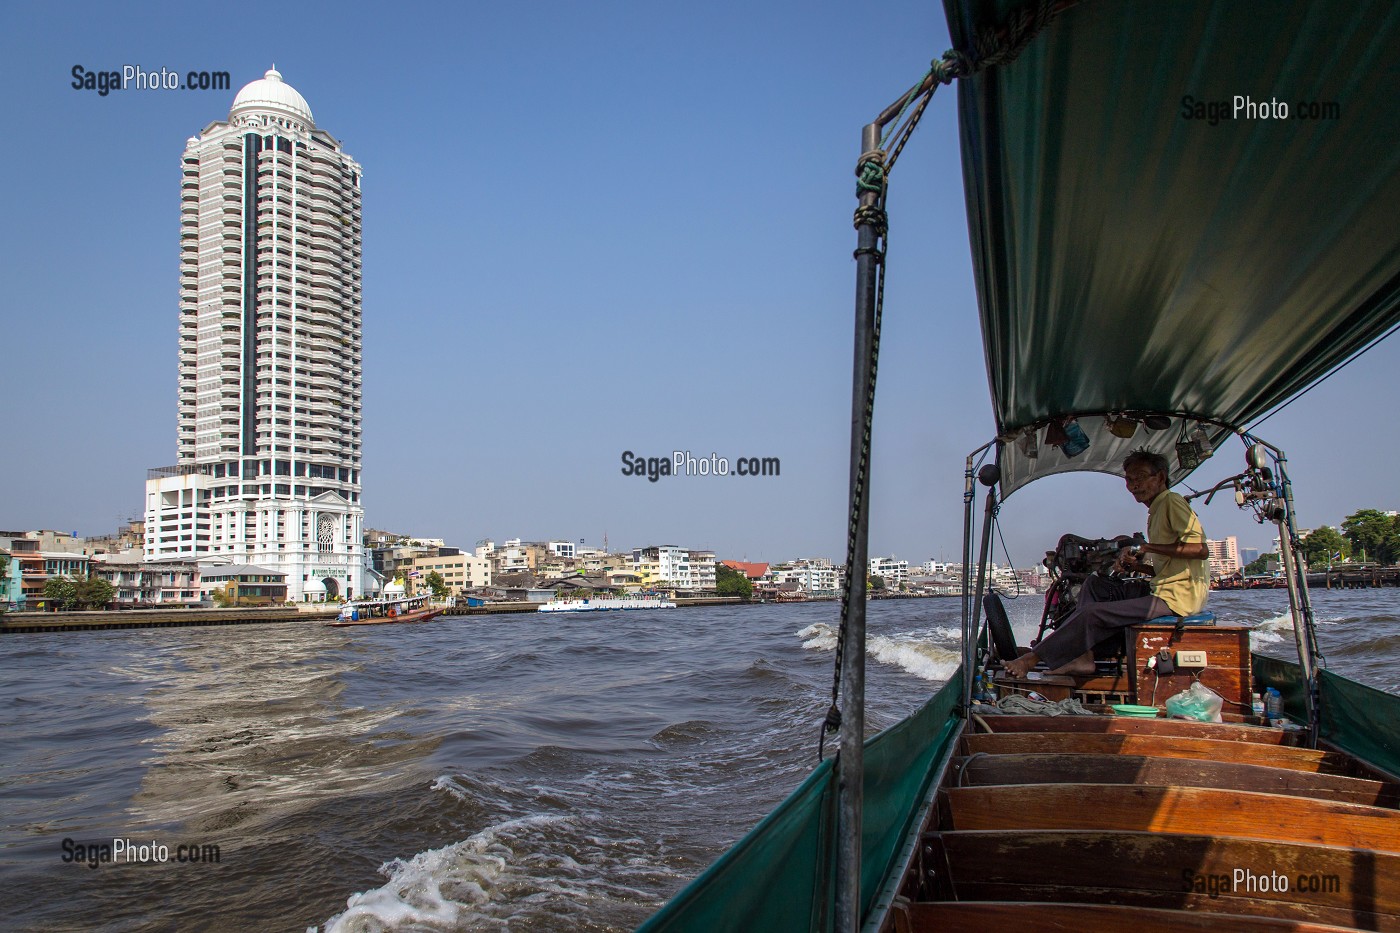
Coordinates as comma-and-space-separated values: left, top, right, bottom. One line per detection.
879, 0, 1069, 179
855, 150, 887, 195
853, 150, 889, 255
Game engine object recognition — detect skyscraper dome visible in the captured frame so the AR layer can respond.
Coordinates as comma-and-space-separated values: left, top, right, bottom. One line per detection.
229, 67, 314, 126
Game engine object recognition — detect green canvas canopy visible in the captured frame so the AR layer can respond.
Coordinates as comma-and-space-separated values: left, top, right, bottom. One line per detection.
944, 0, 1400, 494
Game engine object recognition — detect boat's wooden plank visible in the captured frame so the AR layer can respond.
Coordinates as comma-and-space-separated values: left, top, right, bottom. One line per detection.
951, 753, 1400, 808
1321, 739, 1400, 786
903, 901, 1360, 932
929, 830, 1400, 918
944, 784, 1400, 852
961, 731, 1355, 774
978, 714, 1296, 745
934, 885, 1400, 933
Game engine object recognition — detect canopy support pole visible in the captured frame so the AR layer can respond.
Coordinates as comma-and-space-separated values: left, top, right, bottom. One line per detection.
960, 455, 977, 708
836, 119, 884, 932
966, 467, 999, 707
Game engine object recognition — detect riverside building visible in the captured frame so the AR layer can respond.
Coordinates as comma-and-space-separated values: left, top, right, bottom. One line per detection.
143, 68, 364, 601
1206, 535, 1241, 578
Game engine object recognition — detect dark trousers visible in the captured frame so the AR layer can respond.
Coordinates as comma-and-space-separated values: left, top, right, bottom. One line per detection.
1032, 582, 1172, 671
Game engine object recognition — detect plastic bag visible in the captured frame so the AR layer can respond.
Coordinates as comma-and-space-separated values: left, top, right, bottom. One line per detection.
1164, 681, 1224, 723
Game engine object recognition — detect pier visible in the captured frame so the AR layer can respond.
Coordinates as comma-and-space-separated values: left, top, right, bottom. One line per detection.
1307, 568, 1400, 589
0, 606, 337, 634
2, 597, 748, 632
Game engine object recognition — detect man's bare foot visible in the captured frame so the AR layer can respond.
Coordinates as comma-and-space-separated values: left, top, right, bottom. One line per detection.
1049, 651, 1096, 676
1004, 652, 1039, 678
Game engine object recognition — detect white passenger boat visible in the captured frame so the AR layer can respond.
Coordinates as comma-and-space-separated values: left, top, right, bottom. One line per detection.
537, 595, 676, 613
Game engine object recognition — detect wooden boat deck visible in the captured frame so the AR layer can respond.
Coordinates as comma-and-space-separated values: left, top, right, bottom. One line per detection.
888, 714, 1400, 933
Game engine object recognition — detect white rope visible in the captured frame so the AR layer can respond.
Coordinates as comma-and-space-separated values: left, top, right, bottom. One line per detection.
994, 694, 1095, 716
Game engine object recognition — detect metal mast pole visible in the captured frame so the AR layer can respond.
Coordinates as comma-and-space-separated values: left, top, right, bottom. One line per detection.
966, 464, 999, 706
836, 120, 883, 933
1274, 453, 1321, 745
960, 455, 977, 707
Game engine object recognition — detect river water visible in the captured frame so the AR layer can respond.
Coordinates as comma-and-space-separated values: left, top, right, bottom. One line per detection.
2, 590, 1397, 931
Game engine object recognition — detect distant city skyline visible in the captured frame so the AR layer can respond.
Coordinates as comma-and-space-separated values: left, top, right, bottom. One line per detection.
2, 1, 1398, 568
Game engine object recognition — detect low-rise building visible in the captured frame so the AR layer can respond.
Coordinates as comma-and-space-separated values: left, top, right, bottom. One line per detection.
720, 560, 770, 582
772, 558, 840, 595
0, 529, 93, 555
0, 549, 22, 609
688, 550, 717, 592
869, 556, 909, 589
405, 551, 492, 594
583, 552, 633, 574
6, 538, 91, 606
92, 553, 200, 605
633, 545, 690, 589
199, 565, 288, 605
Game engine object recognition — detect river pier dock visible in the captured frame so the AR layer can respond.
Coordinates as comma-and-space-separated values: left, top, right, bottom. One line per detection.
2, 596, 746, 633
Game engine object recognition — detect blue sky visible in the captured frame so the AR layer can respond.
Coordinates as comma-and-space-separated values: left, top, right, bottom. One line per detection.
2, 0, 1396, 567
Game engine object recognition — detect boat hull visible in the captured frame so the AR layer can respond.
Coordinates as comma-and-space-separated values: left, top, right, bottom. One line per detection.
325, 608, 445, 627
637, 658, 1400, 933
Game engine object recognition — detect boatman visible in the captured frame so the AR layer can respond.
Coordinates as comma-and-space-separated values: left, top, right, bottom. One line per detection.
1004, 449, 1209, 677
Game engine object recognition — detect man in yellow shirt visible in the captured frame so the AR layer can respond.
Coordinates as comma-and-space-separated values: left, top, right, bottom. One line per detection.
1005, 450, 1209, 677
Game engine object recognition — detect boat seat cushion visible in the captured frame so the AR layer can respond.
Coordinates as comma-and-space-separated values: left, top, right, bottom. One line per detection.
1144, 610, 1216, 626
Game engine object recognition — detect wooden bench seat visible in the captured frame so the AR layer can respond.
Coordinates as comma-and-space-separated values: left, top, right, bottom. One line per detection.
913, 830, 1400, 931
942, 783, 1400, 852
950, 753, 1400, 808
899, 901, 1362, 933
974, 714, 1299, 745
961, 731, 1357, 775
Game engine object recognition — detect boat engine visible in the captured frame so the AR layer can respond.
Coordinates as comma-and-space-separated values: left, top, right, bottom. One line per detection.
1037, 532, 1148, 645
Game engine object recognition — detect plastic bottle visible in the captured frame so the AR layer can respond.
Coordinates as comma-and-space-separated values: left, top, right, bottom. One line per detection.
1264, 687, 1283, 724
1191, 425, 1214, 459
1060, 420, 1090, 458
1252, 692, 1265, 720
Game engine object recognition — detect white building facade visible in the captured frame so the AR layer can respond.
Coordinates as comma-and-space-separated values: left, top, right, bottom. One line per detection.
144, 68, 365, 601
688, 550, 717, 591
633, 545, 690, 588
1206, 535, 1241, 577
869, 556, 909, 589
771, 557, 840, 595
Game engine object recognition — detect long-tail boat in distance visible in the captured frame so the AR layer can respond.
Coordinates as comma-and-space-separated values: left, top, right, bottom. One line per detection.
328, 594, 444, 627
638, 1, 1400, 930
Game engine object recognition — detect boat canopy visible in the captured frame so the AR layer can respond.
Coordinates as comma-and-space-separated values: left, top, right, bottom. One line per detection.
944, 0, 1400, 495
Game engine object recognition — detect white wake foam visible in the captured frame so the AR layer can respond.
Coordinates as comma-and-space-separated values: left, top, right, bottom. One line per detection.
1250, 611, 1294, 647
798, 622, 837, 651
796, 624, 958, 682
321, 812, 572, 932
868, 635, 960, 682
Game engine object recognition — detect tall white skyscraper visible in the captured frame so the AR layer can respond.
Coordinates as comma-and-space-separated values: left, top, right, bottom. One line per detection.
144, 68, 364, 600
